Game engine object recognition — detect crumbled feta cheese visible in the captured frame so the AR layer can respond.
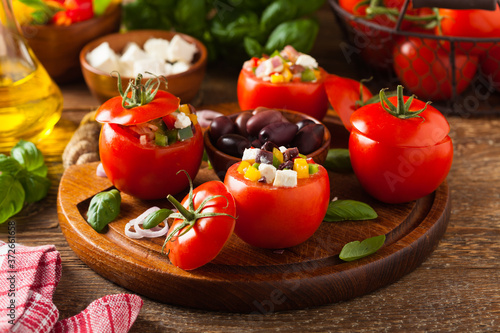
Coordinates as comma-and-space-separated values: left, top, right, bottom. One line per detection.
295, 54, 318, 69
133, 58, 165, 78
86, 42, 120, 73
255, 58, 275, 78
279, 146, 287, 153
273, 170, 297, 187
171, 61, 190, 75
167, 35, 197, 63
143, 38, 170, 62
258, 164, 276, 184
242, 148, 259, 161
174, 112, 192, 129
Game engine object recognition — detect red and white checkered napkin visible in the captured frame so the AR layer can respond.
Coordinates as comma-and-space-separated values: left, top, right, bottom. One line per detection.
0, 241, 143, 333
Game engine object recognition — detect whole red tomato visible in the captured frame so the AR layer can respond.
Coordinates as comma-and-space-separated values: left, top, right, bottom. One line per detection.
96, 75, 204, 200
237, 67, 329, 121
224, 163, 330, 249
438, 6, 500, 55
163, 180, 236, 270
349, 86, 453, 204
393, 37, 478, 100
324, 74, 373, 132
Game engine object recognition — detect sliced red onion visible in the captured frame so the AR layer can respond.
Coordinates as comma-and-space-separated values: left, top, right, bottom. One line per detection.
96, 163, 107, 178
196, 109, 224, 128
125, 206, 170, 239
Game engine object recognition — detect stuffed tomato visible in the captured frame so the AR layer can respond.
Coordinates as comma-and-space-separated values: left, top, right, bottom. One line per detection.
224, 145, 330, 249
96, 74, 204, 200
237, 45, 329, 121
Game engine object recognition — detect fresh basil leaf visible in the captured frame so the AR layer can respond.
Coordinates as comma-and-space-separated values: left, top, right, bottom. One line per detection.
324, 200, 377, 222
261, 0, 298, 32
175, 0, 206, 38
323, 149, 352, 173
264, 18, 319, 54
143, 208, 173, 229
87, 189, 121, 232
17, 170, 51, 203
11, 140, 47, 177
0, 174, 25, 224
244, 37, 263, 58
339, 234, 386, 262
0, 155, 23, 176
293, 0, 326, 17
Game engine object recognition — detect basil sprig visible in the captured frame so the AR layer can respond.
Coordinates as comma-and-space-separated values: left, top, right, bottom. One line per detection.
86, 189, 121, 232
324, 199, 378, 222
0, 140, 51, 224
339, 235, 386, 262
323, 148, 352, 173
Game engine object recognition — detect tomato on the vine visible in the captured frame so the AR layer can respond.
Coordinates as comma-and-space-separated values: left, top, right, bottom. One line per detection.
324, 74, 373, 132
349, 85, 453, 204
224, 162, 330, 249
96, 74, 204, 200
393, 37, 478, 101
163, 178, 236, 270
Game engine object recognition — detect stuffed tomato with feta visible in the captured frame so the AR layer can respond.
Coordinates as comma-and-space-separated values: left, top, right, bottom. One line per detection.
224, 145, 330, 249
237, 46, 329, 121
96, 74, 204, 200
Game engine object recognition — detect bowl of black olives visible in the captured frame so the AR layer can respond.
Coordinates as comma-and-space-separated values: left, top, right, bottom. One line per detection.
204, 107, 331, 180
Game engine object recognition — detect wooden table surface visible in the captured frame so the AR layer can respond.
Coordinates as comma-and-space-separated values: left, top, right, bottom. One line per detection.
2, 6, 500, 332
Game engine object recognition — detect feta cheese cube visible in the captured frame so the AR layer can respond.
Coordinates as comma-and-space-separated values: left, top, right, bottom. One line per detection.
258, 164, 277, 184
86, 42, 120, 73
174, 112, 192, 129
120, 42, 149, 63
171, 61, 190, 74
242, 148, 259, 161
167, 35, 197, 64
279, 146, 287, 153
143, 38, 170, 62
296, 54, 318, 69
133, 58, 165, 77
164, 62, 173, 76
273, 170, 297, 187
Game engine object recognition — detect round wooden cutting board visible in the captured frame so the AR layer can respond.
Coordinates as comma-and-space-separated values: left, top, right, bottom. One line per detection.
57, 112, 450, 313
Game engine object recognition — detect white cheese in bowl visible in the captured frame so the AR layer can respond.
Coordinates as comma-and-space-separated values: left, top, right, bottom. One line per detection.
86, 35, 197, 77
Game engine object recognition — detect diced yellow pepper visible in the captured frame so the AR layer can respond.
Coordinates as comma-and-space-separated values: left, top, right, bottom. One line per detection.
293, 158, 309, 179
244, 166, 261, 182
237, 161, 251, 175
282, 68, 293, 83
188, 113, 198, 125
273, 147, 284, 164
179, 104, 191, 115
314, 69, 322, 80
271, 74, 284, 83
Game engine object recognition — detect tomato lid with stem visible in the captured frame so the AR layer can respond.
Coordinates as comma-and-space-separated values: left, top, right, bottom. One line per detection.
350, 85, 451, 147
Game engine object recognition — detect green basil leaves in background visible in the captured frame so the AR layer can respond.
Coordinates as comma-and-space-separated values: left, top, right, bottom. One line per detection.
339, 235, 386, 262
122, 0, 326, 61
324, 199, 378, 222
0, 140, 51, 224
323, 148, 352, 173
86, 189, 121, 232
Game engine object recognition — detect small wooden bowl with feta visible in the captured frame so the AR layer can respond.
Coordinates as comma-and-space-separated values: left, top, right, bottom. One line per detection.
204, 108, 331, 180
80, 29, 207, 103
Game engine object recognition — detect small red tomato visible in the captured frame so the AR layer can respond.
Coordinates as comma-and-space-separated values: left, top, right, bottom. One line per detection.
224, 163, 330, 249
349, 86, 453, 204
164, 180, 236, 270
324, 74, 373, 132
96, 75, 204, 200
237, 67, 329, 121
393, 37, 478, 101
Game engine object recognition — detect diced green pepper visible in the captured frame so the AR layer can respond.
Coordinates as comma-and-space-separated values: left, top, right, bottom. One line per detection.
301, 68, 316, 82
166, 129, 178, 144
178, 126, 194, 141
252, 163, 260, 169
155, 132, 168, 146
308, 163, 319, 174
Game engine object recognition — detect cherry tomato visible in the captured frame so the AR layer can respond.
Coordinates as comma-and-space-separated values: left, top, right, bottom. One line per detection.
393, 37, 478, 100
237, 67, 329, 121
349, 86, 453, 204
224, 163, 330, 249
164, 180, 236, 270
324, 74, 373, 132
438, 6, 500, 55
96, 75, 204, 200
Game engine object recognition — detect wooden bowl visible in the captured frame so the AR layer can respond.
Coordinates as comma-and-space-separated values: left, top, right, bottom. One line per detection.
21, 4, 121, 84
80, 30, 208, 104
204, 109, 331, 180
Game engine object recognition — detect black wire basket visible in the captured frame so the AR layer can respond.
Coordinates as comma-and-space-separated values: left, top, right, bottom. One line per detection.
328, 0, 500, 116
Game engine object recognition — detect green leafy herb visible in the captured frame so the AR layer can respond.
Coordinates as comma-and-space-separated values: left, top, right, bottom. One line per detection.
339, 234, 386, 262
323, 148, 352, 173
143, 208, 173, 229
86, 189, 121, 232
264, 18, 319, 55
0, 141, 50, 224
324, 199, 377, 222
